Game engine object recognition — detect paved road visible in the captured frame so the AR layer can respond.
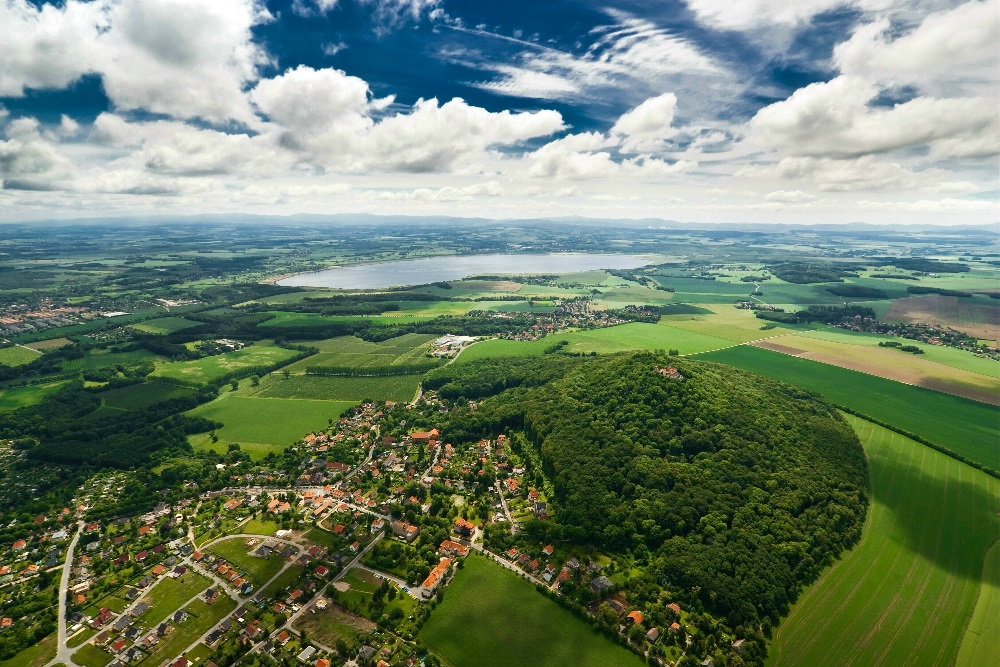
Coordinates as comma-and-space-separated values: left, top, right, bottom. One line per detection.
352, 566, 424, 600
494, 482, 518, 534
46, 520, 84, 667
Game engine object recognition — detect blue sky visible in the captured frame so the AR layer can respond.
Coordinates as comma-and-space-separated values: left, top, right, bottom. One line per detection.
0, 0, 997, 223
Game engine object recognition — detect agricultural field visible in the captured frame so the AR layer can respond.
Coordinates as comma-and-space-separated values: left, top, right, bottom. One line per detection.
884, 295, 1000, 343
63, 348, 159, 371
750, 333, 1000, 405
187, 394, 355, 457
152, 342, 300, 384
456, 322, 733, 364
243, 373, 421, 403
294, 602, 375, 647
768, 416, 1000, 667
128, 316, 201, 335
660, 303, 798, 343
23, 337, 73, 350
957, 541, 1000, 666
207, 537, 286, 585
284, 333, 438, 373
0, 345, 42, 366
99, 382, 195, 410
696, 345, 999, 470
0, 380, 68, 410
419, 556, 645, 667
258, 312, 434, 327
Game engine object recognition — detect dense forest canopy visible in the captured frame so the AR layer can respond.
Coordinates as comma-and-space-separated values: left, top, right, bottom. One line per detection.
428, 354, 869, 629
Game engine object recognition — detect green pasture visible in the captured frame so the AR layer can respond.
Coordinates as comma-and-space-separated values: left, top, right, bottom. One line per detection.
0, 380, 68, 411
128, 316, 200, 335
263, 565, 305, 599
419, 555, 644, 667
153, 343, 300, 384
259, 312, 434, 327
285, 333, 437, 372
99, 382, 195, 410
457, 322, 732, 363
0, 345, 42, 366
696, 345, 999, 470
69, 643, 111, 667
769, 416, 1000, 667
187, 394, 355, 457
0, 633, 57, 667
244, 373, 421, 403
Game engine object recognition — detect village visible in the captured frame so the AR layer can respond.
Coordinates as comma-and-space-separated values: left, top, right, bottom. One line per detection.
0, 389, 715, 667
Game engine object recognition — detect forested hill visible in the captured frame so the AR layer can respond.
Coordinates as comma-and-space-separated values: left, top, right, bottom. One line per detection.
428, 354, 869, 631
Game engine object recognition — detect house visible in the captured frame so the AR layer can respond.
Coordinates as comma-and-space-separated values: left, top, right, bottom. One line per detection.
112, 614, 132, 631
92, 608, 113, 628
542, 544, 554, 557
590, 576, 613, 595
297, 646, 317, 662
453, 517, 475, 537
316, 660, 330, 667
438, 539, 470, 558
171, 658, 189, 667
646, 627, 660, 643
151, 564, 167, 577
125, 624, 142, 641
392, 520, 419, 543
123, 646, 144, 663
667, 603, 682, 615
357, 646, 376, 661
701, 660, 715, 667
316, 565, 329, 576
156, 622, 171, 637
110, 639, 126, 654
204, 588, 219, 604
12, 540, 26, 550
371, 518, 385, 533
669, 622, 681, 633
135, 550, 148, 562
173, 609, 188, 624
421, 558, 452, 597
543, 563, 557, 581
350, 541, 360, 553
732, 638, 745, 654
627, 611, 644, 625
275, 630, 290, 646
566, 557, 580, 570
94, 631, 110, 645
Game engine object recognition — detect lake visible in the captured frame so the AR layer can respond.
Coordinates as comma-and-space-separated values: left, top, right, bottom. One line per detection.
277, 253, 652, 289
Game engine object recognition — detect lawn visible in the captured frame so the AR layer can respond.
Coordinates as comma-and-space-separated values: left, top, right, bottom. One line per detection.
696, 345, 999, 470
304, 527, 347, 551
244, 373, 422, 403
262, 565, 305, 599
207, 537, 287, 585
147, 597, 236, 664
457, 322, 733, 364
0, 380, 68, 411
0, 633, 57, 667
241, 517, 281, 536
957, 540, 1000, 666
70, 643, 112, 667
153, 343, 300, 384
129, 316, 201, 335
142, 571, 211, 626
0, 345, 42, 366
751, 333, 1000, 405
100, 381, 196, 410
187, 394, 356, 458
768, 416, 1000, 667
419, 556, 644, 667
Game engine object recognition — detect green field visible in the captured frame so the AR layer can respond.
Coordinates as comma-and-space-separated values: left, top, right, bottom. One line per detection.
129, 316, 201, 335
696, 345, 999, 470
63, 348, 159, 371
457, 322, 732, 364
153, 343, 300, 384
147, 597, 236, 663
285, 333, 438, 373
240, 517, 281, 536
768, 416, 1000, 667
142, 571, 211, 626
207, 537, 286, 585
187, 394, 355, 457
100, 382, 195, 410
243, 373, 421, 403
69, 643, 111, 667
957, 541, 1000, 666
0, 633, 57, 667
259, 312, 434, 327
419, 556, 644, 667
0, 380, 68, 411
0, 345, 42, 366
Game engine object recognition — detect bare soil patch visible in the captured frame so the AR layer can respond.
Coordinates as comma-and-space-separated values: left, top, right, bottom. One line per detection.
294, 602, 375, 646
751, 341, 807, 356
884, 295, 1000, 342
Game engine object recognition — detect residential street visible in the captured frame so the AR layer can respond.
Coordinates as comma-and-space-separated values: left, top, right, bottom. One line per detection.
45, 520, 84, 667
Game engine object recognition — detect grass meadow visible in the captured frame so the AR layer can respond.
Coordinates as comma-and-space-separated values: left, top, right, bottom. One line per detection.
457, 322, 732, 364
100, 382, 195, 410
63, 348, 159, 371
187, 394, 355, 457
957, 541, 1000, 666
768, 416, 1000, 667
208, 537, 286, 585
696, 345, 999, 470
245, 373, 421, 403
153, 343, 299, 384
0, 345, 42, 366
0, 380, 68, 410
419, 555, 644, 667
284, 333, 437, 373
141, 571, 211, 626
128, 316, 200, 334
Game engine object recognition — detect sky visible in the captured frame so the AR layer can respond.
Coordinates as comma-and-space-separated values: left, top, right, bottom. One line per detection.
0, 0, 997, 225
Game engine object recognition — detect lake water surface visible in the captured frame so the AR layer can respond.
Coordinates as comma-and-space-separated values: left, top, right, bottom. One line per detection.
278, 253, 652, 289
